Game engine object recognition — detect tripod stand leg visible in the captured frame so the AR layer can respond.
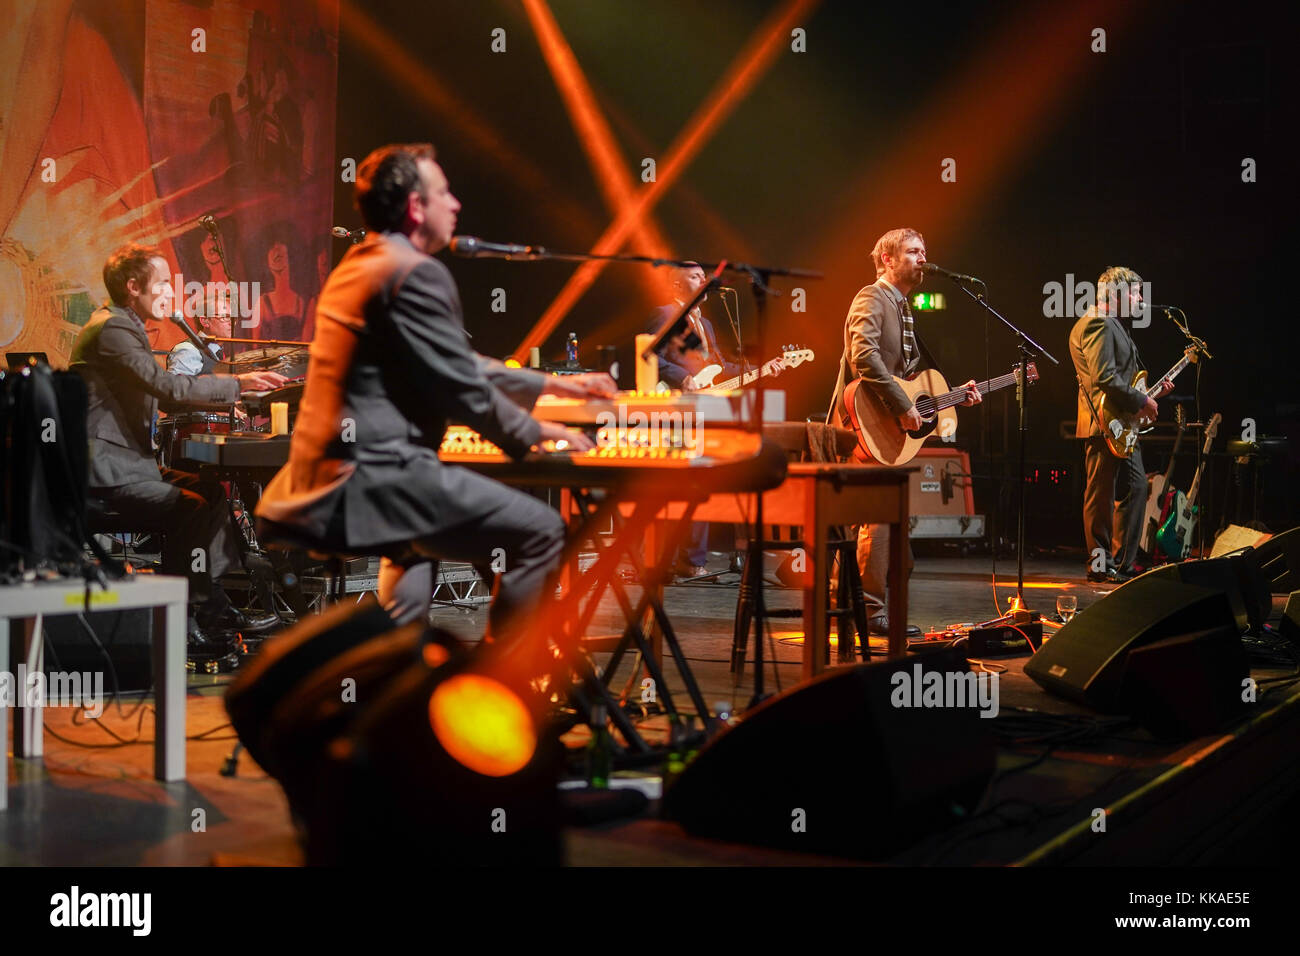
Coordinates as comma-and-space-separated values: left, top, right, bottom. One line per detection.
730, 541, 760, 676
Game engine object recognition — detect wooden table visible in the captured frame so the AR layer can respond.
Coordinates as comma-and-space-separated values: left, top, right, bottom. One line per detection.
640, 463, 912, 680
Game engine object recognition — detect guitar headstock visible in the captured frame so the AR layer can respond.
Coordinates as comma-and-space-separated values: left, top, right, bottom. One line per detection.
1185, 345, 1201, 364
779, 345, 815, 369
1012, 362, 1040, 383
1202, 412, 1221, 450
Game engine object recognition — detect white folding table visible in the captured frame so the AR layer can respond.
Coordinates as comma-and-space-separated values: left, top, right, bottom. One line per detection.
1, 575, 188, 810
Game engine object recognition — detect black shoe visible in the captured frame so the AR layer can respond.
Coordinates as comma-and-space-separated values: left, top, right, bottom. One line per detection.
187, 615, 239, 653
868, 614, 922, 637
1086, 568, 1132, 584
196, 605, 280, 634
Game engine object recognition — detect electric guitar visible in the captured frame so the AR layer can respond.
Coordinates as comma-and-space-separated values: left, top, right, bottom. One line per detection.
1140, 403, 1185, 558
1156, 412, 1221, 561
845, 362, 1038, 466
1097, 345, 1201, 458
660, 346, 814, 391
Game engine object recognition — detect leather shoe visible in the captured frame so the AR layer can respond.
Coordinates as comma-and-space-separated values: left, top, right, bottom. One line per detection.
196, 605, 280, 634
674, 564, 711, 580
868, 614, 921, 637
1086, 567, 1133, 584
187, 615, 239, 653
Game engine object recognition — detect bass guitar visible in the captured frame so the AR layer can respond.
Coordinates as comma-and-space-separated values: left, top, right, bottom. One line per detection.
1098, 345, 1201, 458
661, 346, 814, 391
1156, 412, 1221, 561
845, 362, 1038, 467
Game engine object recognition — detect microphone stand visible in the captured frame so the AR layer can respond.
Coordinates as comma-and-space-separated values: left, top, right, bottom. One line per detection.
944, 277, 1059, 616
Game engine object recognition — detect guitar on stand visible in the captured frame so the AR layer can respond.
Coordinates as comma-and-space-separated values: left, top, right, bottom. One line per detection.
1156, 412, 1222, 561
844, 362, 1038, 466
1099, 345, 1202, 458
1139, 403, 1186, 561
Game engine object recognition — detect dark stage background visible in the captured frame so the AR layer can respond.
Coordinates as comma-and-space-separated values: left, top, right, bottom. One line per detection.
333, 0, 1298, 547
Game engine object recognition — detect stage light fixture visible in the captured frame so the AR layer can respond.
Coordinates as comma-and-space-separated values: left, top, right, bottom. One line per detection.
429, 673, 538, 778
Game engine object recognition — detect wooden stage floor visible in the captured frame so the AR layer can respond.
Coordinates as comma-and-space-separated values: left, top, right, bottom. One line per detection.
3, 553, 1299, 866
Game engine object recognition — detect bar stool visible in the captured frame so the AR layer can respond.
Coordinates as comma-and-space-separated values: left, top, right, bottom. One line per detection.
730, 531, 873, 677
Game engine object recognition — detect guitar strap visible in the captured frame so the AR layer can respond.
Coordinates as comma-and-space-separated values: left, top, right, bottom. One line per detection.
1076, 372, 1105, 439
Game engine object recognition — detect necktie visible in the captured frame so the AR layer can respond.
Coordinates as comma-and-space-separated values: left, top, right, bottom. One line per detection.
900, 296, 917, 365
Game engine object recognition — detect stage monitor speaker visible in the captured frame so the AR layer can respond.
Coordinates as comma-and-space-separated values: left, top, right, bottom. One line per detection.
1279, 592, 1300, 645
1119, 625, 1248, 739
1025, 578, 1238, 712
1250, 526, 1300, 593
663, 646, 996, 860
1133, 552, 1271, 634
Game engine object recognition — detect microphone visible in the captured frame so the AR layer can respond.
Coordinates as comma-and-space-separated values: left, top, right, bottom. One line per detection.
198, 215, 219, 234
332, 226, 366, 242
170, 311, 214, 355
921, 263, 982, 284
449, 235, 545, 259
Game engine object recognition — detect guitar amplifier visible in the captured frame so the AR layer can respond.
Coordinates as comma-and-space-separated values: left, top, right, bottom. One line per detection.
909, 449, 983, 539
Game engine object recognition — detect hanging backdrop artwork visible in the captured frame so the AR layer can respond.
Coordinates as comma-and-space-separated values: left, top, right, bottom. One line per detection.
0, 0, 338, 364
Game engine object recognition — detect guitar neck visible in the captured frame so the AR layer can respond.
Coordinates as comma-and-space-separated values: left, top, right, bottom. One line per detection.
929, 370, 1019, 413
1147, 354, 1191, 397
713, 361, 779, 392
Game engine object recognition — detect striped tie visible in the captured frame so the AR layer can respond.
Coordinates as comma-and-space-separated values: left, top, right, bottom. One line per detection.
900, 296, 917, 365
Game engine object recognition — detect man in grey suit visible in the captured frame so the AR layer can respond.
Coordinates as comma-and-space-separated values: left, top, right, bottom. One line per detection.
256, 143, 609, 642
1069, 266, 1169, 583
827, 228, 979, 633
70, 243, 286, 636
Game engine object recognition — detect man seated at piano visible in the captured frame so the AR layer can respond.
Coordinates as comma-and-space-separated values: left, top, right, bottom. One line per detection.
71, 243, 288, 649
256, 142, 614, 642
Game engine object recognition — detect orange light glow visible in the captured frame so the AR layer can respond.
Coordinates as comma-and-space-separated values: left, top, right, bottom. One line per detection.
429, 674, 536, 777
421, 642, 451, 669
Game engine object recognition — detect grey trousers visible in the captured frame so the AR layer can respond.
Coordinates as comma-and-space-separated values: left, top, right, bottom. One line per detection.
1082, 436, 1146, 572
856, 523, 914, 618
377, 481, 566, 643
93, 468, 240, 605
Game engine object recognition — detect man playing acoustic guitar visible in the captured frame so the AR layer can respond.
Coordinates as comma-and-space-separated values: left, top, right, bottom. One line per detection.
828, 228, 980, 634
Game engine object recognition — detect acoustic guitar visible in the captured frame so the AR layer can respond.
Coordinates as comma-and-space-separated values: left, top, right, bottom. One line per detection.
845, 363, 1038, 466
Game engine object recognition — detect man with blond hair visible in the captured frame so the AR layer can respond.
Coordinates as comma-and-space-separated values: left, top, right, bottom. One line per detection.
828, 227, 980, 635
1070, 265, 1169, 583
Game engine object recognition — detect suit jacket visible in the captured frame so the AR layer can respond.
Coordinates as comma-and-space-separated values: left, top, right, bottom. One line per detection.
69, 305, 241, 488
646, 305, 732, 389
828, 280, 929, 425
1069, 308, 1147, 438
255, 231, 543, 551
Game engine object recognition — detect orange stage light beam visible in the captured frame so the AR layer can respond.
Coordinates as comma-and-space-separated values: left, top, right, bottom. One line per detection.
513, 0, 822, 362
336, 0, 598, 238
521, 0, 672, 302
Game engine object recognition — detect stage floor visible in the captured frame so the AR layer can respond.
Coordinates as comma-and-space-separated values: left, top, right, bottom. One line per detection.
3, 553, 1298, 866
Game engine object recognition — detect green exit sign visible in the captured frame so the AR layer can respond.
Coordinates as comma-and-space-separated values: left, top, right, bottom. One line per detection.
912, 292, 947, 311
